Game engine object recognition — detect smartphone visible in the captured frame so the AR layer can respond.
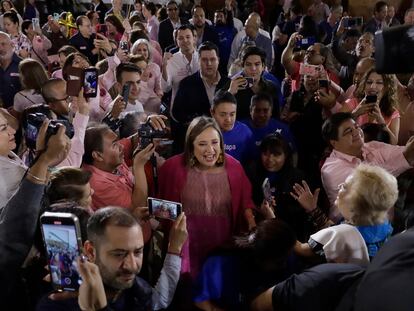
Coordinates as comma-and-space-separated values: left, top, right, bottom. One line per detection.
83, 67, 98, 98
296, 36, 316, 49
98, 24, 107, 34
53, 13, 60, 22
299, 63, 322, 77
244, 77, 255, 88
318, 79, 329, 92
148, 197, 182, 220
40, 212, 83, 292
66, 66, 83, 96
262, 178, 272, 203
120, 41, 128, 52
344, 17, 363, 28
122, 82, 130, 103
365, 94, 377, 104
32, 18, 40, 30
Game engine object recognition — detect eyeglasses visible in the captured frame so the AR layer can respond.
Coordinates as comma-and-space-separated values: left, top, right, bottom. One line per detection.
51, 95, 70, 103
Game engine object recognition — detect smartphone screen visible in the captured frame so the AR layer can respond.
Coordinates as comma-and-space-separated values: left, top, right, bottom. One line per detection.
262, 178, 272, 203
83, 68, 98, 98
53, 13, 60, 22
365, 95, 377, 104
148, 197, 182, 220
32, 18, 40, 30
120, 41, 128, 51
40, 212, 83, 292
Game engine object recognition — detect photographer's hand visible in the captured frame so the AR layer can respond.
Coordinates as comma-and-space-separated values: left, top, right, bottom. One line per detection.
131, 143, 155, 208
228, 76, 246, 95
146, 114, 167, 131
110, 95, 126, 119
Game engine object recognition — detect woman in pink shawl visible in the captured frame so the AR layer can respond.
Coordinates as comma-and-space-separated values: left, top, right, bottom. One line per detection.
158, 116, 256, 281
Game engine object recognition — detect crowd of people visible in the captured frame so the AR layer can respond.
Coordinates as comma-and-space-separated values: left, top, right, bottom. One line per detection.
0, 0, 414, 310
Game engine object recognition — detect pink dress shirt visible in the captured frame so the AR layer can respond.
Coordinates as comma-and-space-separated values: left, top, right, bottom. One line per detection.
322, 141, 412, 221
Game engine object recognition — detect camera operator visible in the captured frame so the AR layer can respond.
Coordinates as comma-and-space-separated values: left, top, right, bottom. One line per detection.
81, 114, 167, 242
0, 120, 71, 306
41, 78, 89, 168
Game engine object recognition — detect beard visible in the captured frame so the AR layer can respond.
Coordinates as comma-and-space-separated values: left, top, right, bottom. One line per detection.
95, 255, 138, 291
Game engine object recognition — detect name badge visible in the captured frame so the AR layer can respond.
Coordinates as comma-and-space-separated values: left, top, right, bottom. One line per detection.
80, 46, 87, 50
10, 72, 19, 77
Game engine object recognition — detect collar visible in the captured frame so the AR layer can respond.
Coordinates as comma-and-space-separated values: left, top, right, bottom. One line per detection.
83, 163, 127, 181
200, 70, 221, 86
330, 148, 364, 164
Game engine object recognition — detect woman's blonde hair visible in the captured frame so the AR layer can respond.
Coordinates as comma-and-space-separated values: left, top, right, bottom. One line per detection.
346, 164, 398, 225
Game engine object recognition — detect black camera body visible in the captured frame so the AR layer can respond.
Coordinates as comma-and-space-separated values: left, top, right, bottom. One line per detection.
25, 113, 75, 149
138, 122, 167, 149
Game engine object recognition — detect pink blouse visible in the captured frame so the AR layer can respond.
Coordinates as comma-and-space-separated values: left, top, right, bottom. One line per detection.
344, 97, 400, 126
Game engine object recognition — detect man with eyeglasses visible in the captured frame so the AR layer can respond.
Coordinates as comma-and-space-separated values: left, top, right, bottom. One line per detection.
282, 35, 341, 92
321, 112, 414, 222
158, 1, 187, 52
42, 78, 90, 168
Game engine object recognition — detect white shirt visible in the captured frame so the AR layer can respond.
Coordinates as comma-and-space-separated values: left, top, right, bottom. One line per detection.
0, 152, 27, 209
161, 50, 199, 109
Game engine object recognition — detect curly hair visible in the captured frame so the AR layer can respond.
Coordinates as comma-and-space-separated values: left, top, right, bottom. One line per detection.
354, 67, 398, 118
344, 164, 398, 226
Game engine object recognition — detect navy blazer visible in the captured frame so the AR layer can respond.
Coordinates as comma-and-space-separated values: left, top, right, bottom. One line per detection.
158, 18, 187, 52
172, 71, 229, 123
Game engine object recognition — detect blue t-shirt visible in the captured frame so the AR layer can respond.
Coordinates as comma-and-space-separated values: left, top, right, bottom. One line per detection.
222, 121, 254, 162
241, 118, 297, 158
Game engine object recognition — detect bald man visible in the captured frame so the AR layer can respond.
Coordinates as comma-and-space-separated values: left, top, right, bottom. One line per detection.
0, 31, 21, 109
227, 13, 273, 70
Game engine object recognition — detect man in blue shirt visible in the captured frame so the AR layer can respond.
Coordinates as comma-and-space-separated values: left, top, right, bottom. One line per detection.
241, 93, 296, 159
211, 90, 254, 164
0, 32, 21, 109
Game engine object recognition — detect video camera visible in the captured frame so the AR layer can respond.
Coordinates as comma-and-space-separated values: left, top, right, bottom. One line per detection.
25, 113, 75, 149
137, 120, 168, 149
375, 25, 414, 74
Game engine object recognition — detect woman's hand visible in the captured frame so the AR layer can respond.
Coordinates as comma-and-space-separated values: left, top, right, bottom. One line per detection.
368, 103, 386, 124
77, 257, 107, 311
258, 199, 276, 219
351, 98, 376, 118
290, 180, 320, 213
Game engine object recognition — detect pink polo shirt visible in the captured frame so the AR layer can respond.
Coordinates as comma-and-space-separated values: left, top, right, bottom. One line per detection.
322, 141, 412, 222
83, 162, 152, 242
83, 162, 134, 211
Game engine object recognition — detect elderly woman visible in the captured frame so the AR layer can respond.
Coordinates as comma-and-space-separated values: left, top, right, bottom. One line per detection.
340, 66, 400, 144
293, 164, 398, 264
158, 116, 256, 281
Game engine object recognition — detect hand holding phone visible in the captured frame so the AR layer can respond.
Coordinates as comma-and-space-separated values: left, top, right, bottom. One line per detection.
40, 212, 83, 292
148, 197, 182, 220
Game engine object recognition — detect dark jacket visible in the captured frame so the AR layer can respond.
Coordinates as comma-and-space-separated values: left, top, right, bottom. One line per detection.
158, 18, 187, 52
246, 161, 314, 242
94, 0, 108, 24
0, 179, 47, 308
36, 276, 153, 311
199, 23, 220, 48
171, 71, 229, 153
